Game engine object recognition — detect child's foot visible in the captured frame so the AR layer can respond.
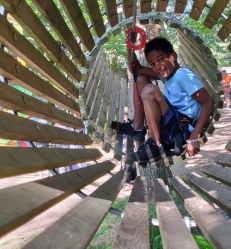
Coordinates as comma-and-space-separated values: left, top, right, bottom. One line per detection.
130, 138, 171, 164
111, 119, 146, 142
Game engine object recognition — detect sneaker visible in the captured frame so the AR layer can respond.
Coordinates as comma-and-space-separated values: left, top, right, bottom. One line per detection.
130, 138, 161, 163
111, 119, 146, 142
130, 138, 171, 164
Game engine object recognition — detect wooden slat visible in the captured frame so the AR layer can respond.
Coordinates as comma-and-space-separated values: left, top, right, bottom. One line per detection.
153, 179, 199, 249
83, 0, 106, 38
204, 0, 230, 29
214, 153, 231, 168
0, 0, 81, 79
156, 0, 169, 12
30, 0, 85, 65
178, 35, 221, 89
174, 0, 187, 14
0, 147, 102, 178
201, 164, 231, 187
0, 111, 92, 146
85, 60, 106, 116
59, 0, 95, 51
217, 14, 231, 41
140, 0, 152, 13
0, 83, 83, 129
186, 172, 231, 216
179, 27, 214, 58
170, 177, 231, 249
0, 16, 79, 100
88, 63, 109, 124
23, 170, 127, 249
122, 0, 134, 18
178, 29, 221, 80
104, 0, 119, 27
225, 140, 231, 151
189, 0, 206, 21
93, 70, 114, 143
83, 49, 104, 99
114, 78, 126, 160
0, 160, 115, 237
0, 50, 81, 115
113, 176, 150, 249
102, 75, 120, 152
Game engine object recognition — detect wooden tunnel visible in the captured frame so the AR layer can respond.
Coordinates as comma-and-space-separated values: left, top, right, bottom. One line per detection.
0, 0, 231, 248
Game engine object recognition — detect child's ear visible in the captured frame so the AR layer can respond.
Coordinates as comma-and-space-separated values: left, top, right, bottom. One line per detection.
172, 51, 177, 61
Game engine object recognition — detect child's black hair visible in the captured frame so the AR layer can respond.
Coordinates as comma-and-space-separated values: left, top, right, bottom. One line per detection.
144, 37, 174, 58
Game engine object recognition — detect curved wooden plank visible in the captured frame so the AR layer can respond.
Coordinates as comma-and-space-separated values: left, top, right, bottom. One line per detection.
213, 153, 231, 168
31, 0, 85, 65
0, 49, 81, 115
113, 176, 150, 249
122, 0, 134, 18
156, 0, 169, 12
0, 111, 92, 146
217, 14, 231, 41
189, 0, 206, 21
153, 178, 199, 249
186, 172, 231, 216
104, 0, 119, 27
0, 0, 81, 79
0, 147, 102, 178
201, 164, 231, 187
0, 161, 115, 238
59, 0, 95, 51
204, 0, 230, 29
225, 140, 231, 151
170, 177, 231, 249
0, 82, 83, 129
174, 0, 187, 14
140, 0, 152, 13
0, 16, 79, 100
84, 0, 106, 38
23, 170, 127, 249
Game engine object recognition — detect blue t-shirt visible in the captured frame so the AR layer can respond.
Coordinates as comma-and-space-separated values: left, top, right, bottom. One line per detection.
163, 67, 203, 120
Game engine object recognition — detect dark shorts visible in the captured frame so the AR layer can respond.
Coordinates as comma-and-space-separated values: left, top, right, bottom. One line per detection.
160, 104, 191, 149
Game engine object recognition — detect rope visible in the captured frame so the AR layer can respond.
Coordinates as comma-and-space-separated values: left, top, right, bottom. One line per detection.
132, 0, 137, 32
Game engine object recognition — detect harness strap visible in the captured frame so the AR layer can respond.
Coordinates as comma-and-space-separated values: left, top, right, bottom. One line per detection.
174, 115, 197, 155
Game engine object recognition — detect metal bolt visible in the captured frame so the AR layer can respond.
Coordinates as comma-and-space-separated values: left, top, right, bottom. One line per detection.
53, 150, 59, 157
18, 1, 23, 10
35, 124, 40, 131
13, 32, 18, 41
15, 64, 19, 72
22, 95, 26, 104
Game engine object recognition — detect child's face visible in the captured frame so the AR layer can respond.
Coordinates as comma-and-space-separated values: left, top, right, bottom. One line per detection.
147, 50, 178, 79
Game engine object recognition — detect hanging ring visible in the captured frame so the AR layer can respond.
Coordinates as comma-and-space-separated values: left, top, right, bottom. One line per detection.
126, 26, 146, 51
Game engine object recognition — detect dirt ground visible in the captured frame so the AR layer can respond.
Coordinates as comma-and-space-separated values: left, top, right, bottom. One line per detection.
0, 107, 231, 248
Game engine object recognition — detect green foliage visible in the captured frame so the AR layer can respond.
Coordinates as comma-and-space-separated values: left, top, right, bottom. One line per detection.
193, 235, 213, 249
150, 226, 163, 249
103, 31, 127, 69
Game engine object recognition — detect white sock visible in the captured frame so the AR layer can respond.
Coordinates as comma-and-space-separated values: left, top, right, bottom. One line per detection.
131, 123, 143, 131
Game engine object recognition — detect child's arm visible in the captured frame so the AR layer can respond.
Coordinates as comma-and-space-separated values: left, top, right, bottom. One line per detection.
185, 88, 214, 157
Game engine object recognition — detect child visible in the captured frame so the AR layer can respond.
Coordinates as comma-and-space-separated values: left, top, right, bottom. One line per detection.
112, 37, 214, 163
222, 69, 231, 107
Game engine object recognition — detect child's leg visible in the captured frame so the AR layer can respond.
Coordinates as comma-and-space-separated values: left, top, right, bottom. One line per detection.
133, 75, 152, 130
141, 84, 169, 145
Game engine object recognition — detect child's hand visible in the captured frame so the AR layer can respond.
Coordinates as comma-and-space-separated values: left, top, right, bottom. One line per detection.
185, 142, 200, 157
